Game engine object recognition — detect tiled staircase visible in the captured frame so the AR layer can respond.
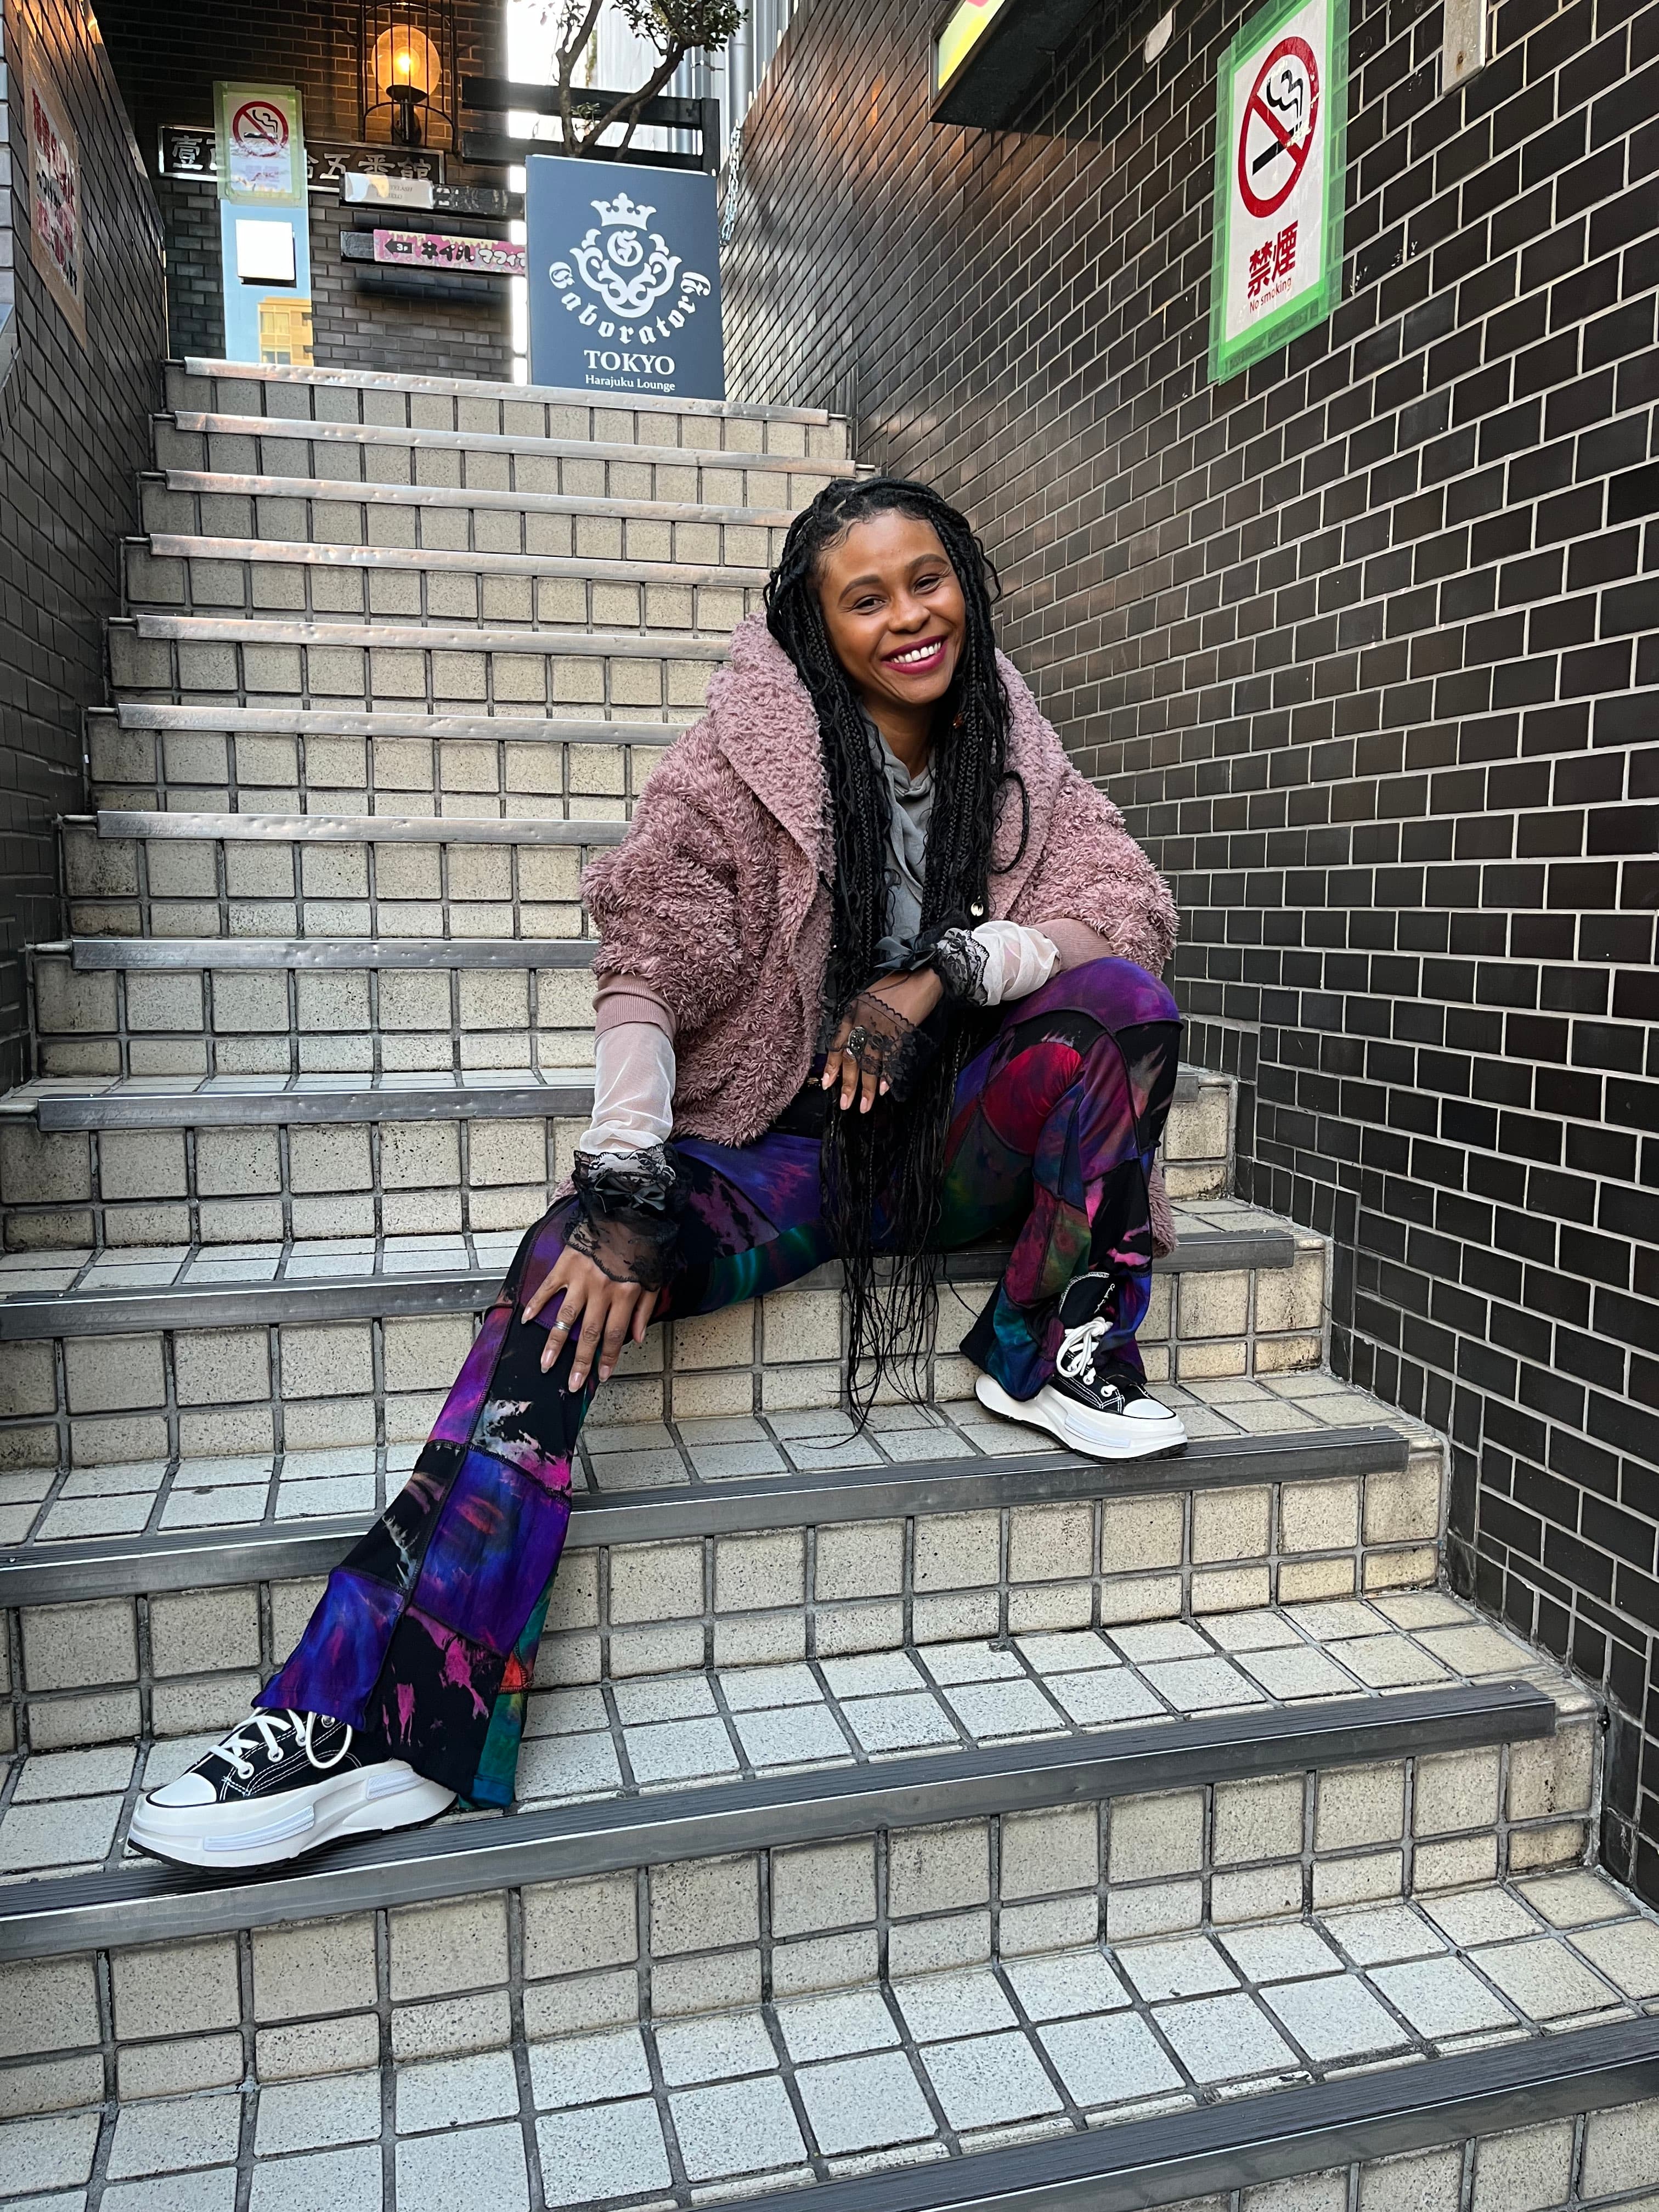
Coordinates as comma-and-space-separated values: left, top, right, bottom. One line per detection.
0, 360, 1654, 2212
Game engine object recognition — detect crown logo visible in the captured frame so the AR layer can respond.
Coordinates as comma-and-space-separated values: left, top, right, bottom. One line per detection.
591, 191, 655, 231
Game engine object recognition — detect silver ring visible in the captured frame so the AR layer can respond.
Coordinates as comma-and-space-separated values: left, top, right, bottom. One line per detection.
548, 1318, 569, 1333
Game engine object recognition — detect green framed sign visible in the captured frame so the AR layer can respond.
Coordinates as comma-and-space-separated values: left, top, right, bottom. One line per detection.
1208, 0, 1348, 383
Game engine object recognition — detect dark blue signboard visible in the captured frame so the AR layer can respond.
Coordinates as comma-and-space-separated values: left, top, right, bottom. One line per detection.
525, 155, 725, 400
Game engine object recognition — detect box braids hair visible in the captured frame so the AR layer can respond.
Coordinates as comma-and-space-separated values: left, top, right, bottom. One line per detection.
763, 475, 1028, 1414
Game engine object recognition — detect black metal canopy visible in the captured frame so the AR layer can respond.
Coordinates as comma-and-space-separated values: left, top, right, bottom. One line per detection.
931, 0, 1107, 128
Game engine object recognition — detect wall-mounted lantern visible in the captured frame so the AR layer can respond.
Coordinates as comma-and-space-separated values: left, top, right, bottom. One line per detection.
362, 4, 454, 148
932, 0, 1107, 127
375, 26, 440, 143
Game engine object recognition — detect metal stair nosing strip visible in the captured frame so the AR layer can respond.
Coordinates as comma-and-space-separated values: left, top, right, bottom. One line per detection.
177, 354, 840, 425
0, 1228, 1296, 1340
27, 1066, 1210, 1131
154, 467, 803, 530
26, 1063, 1214, 1132
99, 701, 689, 743
0, 1427, 1412, 1606
33, 1081, 603, 1129
126, 612, 736, 659
92, 810, 630, 845
0, 1681, 1556, 1962
693, 2017, 1659, 2212
65, 936, 596, 970
141, 531, 774, 593
169, 408, 862, 476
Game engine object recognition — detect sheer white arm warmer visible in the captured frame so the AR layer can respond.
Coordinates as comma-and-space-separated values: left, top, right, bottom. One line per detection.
967, 920, 1061, 1005
580, 1022, 676, 1156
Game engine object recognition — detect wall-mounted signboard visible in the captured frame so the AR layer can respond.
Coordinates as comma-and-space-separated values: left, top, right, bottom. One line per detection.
525, 156, 724, 400
11, 21, 87, 345
161, 126, 444, 194
1207, 0, 1347, 383
346, 229, 524, 273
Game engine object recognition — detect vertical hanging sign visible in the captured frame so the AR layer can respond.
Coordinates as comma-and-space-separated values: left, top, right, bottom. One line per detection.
10, 21, 88, 346
213, 82, 315, 367
1208, 0, 1347, 383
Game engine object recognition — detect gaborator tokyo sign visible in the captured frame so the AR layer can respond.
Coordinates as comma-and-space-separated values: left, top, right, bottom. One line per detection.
525, 156, 725, 399
1208, 0, 1348, 383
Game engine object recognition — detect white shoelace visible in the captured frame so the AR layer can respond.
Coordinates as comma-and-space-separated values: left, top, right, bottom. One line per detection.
1055, 1314, 1109, 1384
216, 1710, 353, 1781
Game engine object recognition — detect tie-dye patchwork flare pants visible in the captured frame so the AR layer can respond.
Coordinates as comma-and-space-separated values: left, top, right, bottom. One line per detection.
258, 958, 1180, 1804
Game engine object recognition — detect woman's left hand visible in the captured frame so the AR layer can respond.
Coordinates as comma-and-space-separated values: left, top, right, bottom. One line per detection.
821, 968, 944, 1112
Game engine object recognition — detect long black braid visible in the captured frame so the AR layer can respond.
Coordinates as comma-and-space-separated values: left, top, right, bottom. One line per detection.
764, 476, 1027, 1415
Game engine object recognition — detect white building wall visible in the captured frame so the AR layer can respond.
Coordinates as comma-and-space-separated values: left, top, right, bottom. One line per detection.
502, 0, 799, 161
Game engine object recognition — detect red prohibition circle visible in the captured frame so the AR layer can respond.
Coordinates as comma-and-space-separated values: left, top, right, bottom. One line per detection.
232, 99, 290, 155
1237, 36, 1319, 221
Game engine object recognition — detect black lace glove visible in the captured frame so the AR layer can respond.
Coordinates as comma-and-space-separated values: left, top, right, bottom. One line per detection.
568, 1144, 684, 1290
922, 925, 991, 1007
820, 990, 934, 1103
871, 919, 992, 1009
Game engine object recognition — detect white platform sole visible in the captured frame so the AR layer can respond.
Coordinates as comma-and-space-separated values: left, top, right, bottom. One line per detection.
129, 1760, 456, 1871
974, 1372, 1188, 1461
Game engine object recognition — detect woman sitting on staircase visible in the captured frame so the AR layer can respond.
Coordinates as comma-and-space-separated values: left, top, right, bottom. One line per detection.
132, 475, 1184, 1870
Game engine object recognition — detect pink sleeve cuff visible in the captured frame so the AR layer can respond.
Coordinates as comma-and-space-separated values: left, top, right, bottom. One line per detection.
593, 975, 677, 1040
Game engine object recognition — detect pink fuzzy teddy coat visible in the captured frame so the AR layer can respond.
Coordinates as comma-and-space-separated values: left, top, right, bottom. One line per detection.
582, 613, 1182, 1251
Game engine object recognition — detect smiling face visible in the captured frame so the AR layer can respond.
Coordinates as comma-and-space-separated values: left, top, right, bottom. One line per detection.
815, 509, 967, 743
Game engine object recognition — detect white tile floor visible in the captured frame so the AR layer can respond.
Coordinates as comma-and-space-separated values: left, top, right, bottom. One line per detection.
0, 1589, 1562, 1880
3, 1871, 1657, 2210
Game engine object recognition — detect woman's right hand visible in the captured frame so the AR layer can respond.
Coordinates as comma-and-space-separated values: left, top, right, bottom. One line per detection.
522, 1248, 658, 1388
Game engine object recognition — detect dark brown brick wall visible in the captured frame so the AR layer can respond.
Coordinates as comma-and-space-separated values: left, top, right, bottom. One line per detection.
0, 0, 167, 1088
95, 0, 510, 379
723, 0, 1659, 1896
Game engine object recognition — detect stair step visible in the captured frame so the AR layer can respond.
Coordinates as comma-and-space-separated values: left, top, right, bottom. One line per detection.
19, 954, 1234, 1170
28, 937, 599, 1082
158, 410, 855, 509
0, 1409, 1449, 1746
108, 612, 731, 716
0, 1070, 1233, 1249
142, 466, 798, 562
0, 1419, 1419, 1588
4, 1929, 1654, 2203
87, 700, 682, 817
127, 532, 768, 629
64, 811, 623, 944
0, 1209, 1300, 1330
171, 354, 853, 453
0, 1668, 1569, 1960
0, 1220, 1331, 1480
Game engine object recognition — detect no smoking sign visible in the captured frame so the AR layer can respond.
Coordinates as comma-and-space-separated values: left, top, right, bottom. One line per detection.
1209, 0, 1348, 383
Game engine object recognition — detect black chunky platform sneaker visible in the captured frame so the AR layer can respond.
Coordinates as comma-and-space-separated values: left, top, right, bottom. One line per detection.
973, 1270, 1188, 1461
129, 1709, 455, 1870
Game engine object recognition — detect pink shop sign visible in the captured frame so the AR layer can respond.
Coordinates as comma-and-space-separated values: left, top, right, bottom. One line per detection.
371, 229, 524, 274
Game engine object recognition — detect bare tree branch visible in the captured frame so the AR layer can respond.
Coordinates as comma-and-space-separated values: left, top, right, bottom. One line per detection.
533, 0, 743, 157
574, 42, 686, 153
